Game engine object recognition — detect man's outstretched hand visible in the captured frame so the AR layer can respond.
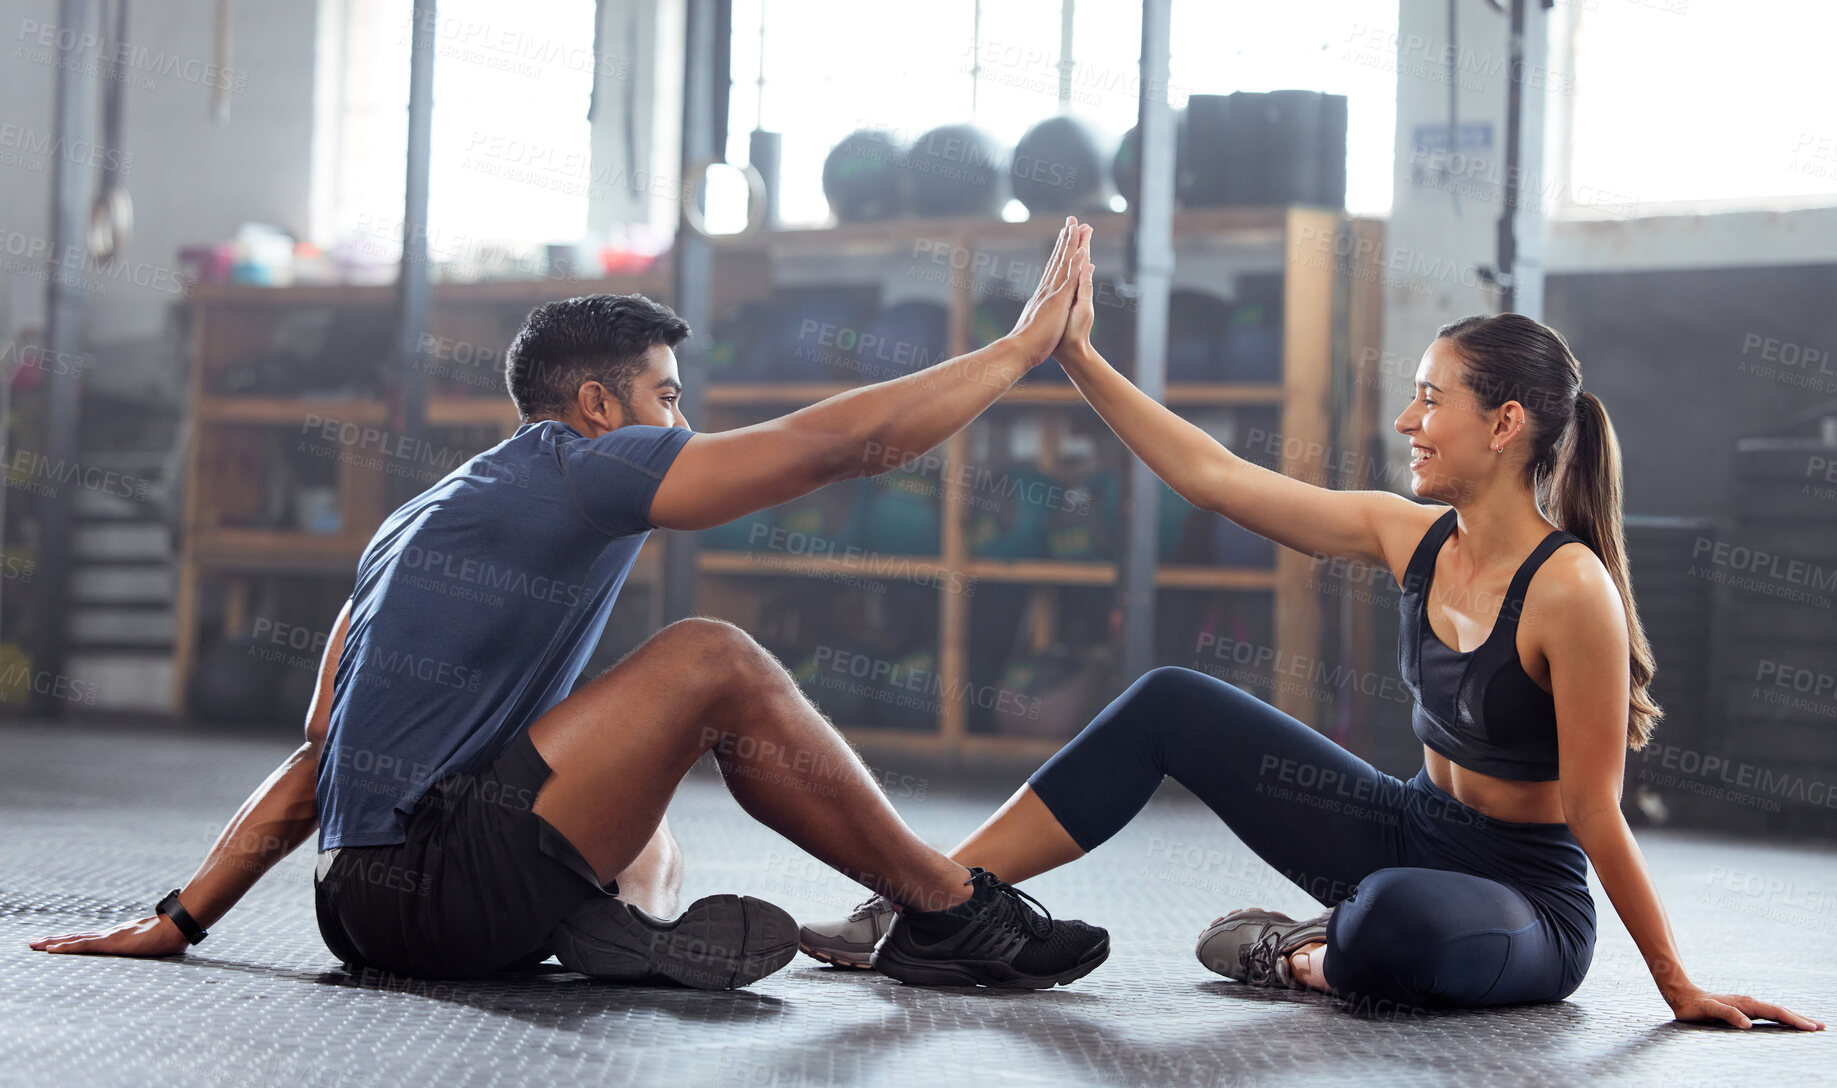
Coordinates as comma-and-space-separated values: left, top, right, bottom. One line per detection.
29, 913, 190, 958
1008, 217, 1095, 367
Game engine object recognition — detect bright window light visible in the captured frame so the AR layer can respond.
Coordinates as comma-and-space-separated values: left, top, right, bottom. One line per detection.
727, 0, 1399, 223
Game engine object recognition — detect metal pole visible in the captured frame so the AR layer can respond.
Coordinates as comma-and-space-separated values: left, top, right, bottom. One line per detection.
30, 0, 100, 717
1497, 0, 1526, 314
391, 0, 435, 509
1120, 0, 1174, 682
663, 0, 721, 622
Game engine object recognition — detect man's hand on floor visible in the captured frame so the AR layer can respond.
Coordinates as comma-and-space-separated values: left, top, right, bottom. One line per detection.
29, 913, 191, 958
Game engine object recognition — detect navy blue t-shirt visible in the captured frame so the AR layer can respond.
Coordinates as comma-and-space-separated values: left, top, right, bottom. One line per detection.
316, 419, 691, 850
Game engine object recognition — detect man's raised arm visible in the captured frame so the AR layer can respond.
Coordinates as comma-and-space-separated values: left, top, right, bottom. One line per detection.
648, 218, 1094, 531
29, 600, 352, 957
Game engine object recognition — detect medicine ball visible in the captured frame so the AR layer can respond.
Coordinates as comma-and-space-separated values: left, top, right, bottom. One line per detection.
1012, 115, 1111, 215
903, 124, 1009, 217
823, 129, 908, 223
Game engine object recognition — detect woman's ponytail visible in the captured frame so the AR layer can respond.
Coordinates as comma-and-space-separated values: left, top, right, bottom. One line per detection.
1549, 391, 1662, 749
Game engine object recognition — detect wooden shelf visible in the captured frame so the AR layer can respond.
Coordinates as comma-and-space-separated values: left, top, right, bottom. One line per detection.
1156, 566, 1279, 590
727, 206, 1296, 257
427, 398, 521, 427
197, 396, 387, 424
175, 275, 677, 714
704, 381, 1283, 407
189, 529, 370, 571
961, 559, 1114, 585
701, 552, 1278, 591
964, 559, 1279, 589
699, 550, 948, 584
195, 395, 520, 429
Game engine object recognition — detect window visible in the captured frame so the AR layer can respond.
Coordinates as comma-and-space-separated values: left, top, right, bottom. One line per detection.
724, 0, 1399, 224
1558, 1, 1837, 215
313, 0, 596, 269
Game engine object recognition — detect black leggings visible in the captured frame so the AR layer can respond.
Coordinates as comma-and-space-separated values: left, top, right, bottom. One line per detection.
1028, 667, 1596, 1009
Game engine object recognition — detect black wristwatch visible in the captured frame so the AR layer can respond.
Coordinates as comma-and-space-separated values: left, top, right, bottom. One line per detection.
154, 889, 209, 945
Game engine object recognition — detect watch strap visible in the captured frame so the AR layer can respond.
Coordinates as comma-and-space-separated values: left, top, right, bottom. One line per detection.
155, 888, 209, 945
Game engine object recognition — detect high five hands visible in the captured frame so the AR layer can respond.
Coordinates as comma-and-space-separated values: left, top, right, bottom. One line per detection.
1010, 217, 1097, 370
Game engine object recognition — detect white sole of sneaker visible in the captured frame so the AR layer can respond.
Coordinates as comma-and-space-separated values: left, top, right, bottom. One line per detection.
796, 937, 876, 970
549, 893, 798, 989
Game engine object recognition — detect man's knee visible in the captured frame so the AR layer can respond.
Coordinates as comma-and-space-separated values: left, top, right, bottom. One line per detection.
655, 617, 772, 685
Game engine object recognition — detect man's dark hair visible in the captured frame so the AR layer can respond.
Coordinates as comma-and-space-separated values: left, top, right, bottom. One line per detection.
504, 293, 691, 423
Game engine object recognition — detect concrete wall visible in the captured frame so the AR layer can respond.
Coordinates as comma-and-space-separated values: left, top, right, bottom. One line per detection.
1, 0, 320, 356
1544, 208, 1837, 521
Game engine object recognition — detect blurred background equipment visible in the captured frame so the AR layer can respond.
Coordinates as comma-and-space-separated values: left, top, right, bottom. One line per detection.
822, 129, 909, 223
1010, 115, 1116, 216
901, 123, 1010, 218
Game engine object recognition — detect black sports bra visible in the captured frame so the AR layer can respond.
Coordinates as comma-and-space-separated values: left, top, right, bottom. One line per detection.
1398, 507, 1582, 782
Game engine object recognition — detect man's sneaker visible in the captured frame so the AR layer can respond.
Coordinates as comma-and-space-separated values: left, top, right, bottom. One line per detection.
1195, 907, 1331, 988
871, 867, 1108, 989
798, 895, 896, 969
547, 893, 798, 990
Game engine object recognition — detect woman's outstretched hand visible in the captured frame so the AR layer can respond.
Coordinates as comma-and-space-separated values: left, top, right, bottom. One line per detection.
1053, 225, 1097, 370
1665, 985, 1824, 1031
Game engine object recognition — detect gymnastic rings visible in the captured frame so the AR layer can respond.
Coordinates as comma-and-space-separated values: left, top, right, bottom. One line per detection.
88, 184, 135, 266
680, 159, 768, 242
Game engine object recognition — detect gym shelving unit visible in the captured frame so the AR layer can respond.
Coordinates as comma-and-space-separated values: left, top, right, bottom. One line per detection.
173, 211, 1383, 762
692, 206, 1385, 762
172, 271, 672, 713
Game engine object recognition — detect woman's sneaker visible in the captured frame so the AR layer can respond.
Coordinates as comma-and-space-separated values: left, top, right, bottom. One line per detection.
1195, 907, 1331, 988
871, 867, 1109, 989
548, 893, 799, 989
797, 895, 896, 969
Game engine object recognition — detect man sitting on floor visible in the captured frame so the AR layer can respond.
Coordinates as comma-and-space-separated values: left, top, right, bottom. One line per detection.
29, 219, 1108, 991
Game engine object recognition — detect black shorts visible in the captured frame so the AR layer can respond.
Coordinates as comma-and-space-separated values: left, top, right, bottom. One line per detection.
313, 727, 618, 980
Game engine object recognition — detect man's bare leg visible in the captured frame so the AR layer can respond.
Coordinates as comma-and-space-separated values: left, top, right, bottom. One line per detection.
527, 617, 972, 914
610, 818, 683, 918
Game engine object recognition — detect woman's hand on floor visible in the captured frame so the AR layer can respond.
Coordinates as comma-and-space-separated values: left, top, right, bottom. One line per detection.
29, 914, 191, 958
1665, 985, 1824, 1031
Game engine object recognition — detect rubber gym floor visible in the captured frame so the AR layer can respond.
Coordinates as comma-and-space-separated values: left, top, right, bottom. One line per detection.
3, 721, 1831, 1088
